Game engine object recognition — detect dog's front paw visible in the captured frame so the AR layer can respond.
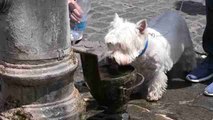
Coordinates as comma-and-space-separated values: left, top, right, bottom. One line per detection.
146, 90, 163, 101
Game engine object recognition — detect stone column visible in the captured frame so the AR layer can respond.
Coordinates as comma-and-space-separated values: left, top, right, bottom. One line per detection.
0, 0, 85, 119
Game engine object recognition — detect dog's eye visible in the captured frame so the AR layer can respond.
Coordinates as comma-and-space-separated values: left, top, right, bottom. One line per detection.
115, 43, 123, 50
107, 43, 114, 49
116, 43, 122, 48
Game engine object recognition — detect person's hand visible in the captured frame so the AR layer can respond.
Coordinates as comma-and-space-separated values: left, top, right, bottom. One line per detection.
68, 0, 83, 23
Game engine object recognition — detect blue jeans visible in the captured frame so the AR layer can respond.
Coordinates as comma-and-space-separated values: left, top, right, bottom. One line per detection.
203, 0, 213, 68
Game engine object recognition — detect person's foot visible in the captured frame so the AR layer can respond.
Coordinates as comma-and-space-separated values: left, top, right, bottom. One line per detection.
186, 57, 213, 82
204, 82, 213, 96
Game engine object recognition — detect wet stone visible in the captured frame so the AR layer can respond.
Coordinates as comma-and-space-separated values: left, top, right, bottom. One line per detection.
154, 114, 174, 120
126, 104, 150, 116
192, 93, 213, 111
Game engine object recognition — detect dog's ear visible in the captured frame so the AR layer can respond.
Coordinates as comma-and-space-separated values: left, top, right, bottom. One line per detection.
136, 19, 147, 34
111, 13, 123, 28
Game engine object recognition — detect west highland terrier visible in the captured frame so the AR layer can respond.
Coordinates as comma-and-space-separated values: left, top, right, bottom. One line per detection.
104, 11, 196, 101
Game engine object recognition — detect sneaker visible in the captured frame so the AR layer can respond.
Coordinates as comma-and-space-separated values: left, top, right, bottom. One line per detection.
204, 82, 213, 96
186, 58, 213, 82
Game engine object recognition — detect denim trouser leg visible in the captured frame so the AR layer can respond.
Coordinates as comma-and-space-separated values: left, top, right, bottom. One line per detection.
203, 0, 213, 55
203, 0, 213, 68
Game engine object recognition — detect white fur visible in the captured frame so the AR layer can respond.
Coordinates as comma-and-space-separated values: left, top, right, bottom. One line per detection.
105, 11, 196, 101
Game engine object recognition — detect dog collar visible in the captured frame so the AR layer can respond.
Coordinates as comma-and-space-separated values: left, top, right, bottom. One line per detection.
138, 37, 148, 57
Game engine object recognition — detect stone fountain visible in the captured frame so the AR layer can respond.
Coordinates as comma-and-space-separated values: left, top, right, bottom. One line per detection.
73, 41, 144, 114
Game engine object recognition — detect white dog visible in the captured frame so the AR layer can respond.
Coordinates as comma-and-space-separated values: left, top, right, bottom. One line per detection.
104, 11, 196, 101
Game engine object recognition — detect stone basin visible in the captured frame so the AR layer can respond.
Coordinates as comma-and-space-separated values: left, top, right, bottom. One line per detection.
79, 52, 144, 113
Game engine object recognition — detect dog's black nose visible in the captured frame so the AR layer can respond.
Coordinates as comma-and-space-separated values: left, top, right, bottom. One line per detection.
106, 57, 117, 64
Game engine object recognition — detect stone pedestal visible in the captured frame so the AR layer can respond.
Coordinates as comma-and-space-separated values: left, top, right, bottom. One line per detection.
0, 0, 85, 119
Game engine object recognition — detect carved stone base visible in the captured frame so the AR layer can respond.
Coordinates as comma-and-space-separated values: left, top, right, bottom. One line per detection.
24, 88, 85, 119
0, 56, 85, 119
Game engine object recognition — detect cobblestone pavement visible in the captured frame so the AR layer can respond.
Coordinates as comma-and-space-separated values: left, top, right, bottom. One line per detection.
85, 0, 206, 54
73, 0, 213, 120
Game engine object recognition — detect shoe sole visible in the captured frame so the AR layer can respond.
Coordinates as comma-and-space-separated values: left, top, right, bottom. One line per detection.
204, 91, 213, 96
186, 73, 213, 83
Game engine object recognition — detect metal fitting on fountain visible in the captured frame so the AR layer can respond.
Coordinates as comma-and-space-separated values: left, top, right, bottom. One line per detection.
0, 0, 85, 119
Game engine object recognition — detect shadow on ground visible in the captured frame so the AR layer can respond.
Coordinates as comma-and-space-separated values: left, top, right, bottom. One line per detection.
167, 56, 213, 90
175, 1, 206, 15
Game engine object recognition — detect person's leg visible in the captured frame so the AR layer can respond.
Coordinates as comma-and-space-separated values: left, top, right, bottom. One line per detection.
203, 0, 213, 96
186, 0, 213, 82
203, 0, 213, 64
